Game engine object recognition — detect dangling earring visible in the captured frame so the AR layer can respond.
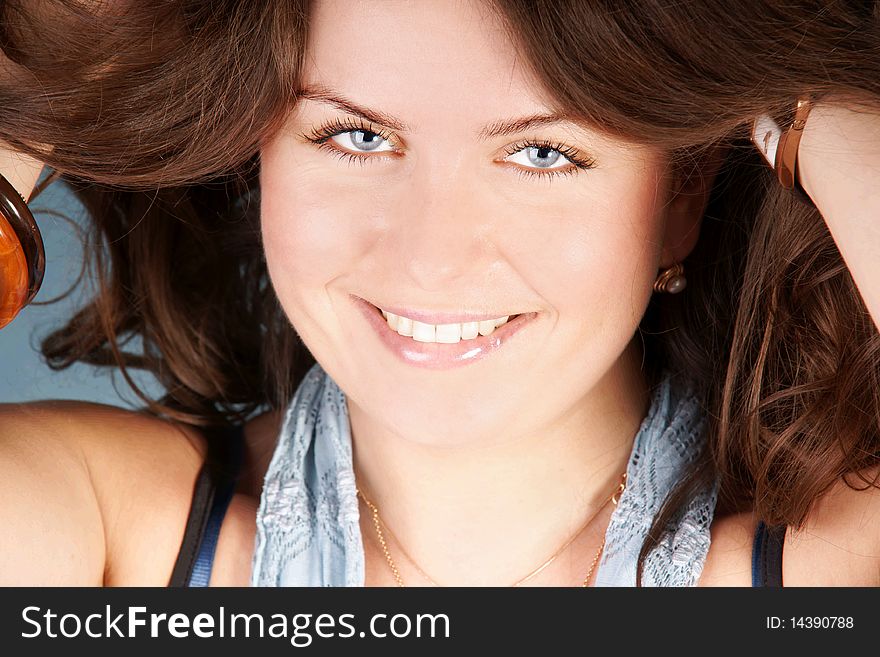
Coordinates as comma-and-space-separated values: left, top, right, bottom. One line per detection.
653, 262, 687, 294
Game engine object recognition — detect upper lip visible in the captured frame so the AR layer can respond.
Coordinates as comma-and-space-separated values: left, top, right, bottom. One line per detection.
355, 295, 525, 325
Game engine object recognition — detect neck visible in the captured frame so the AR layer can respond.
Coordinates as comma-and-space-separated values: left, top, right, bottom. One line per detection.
348, 339, 650, 586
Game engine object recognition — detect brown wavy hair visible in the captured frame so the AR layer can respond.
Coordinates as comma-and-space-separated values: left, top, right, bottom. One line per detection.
2, 0, 879, 585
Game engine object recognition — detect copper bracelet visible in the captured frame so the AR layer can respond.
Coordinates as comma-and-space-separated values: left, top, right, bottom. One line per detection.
775, 96, 813, 193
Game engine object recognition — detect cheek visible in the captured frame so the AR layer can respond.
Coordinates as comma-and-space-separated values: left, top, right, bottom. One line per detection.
505, 169, 664, 329
259, 143, 374, 307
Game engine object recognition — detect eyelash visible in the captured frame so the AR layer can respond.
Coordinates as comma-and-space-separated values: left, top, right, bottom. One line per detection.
299, 117, 597, 180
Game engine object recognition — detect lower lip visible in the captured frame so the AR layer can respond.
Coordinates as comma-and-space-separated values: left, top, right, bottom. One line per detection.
351, 295, 538, 370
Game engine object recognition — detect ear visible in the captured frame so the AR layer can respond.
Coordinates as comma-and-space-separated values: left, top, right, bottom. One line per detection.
659, 144, 729, 269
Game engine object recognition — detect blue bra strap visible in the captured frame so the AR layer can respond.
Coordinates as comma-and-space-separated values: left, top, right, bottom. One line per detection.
186, 424, 245, 587
188, 482, 236, 586
751, 520, 785, 587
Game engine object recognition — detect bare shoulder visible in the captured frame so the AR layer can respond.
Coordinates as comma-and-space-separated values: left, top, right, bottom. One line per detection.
699, 509, 756, 586
0, 399, 208, 585
700, 465, 880, 587
782, 465, 880, 586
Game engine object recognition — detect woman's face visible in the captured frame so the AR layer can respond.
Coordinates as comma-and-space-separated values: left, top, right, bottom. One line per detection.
260, 0, 687, 445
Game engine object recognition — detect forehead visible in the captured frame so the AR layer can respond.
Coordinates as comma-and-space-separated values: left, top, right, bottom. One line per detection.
301, 0, 553, 123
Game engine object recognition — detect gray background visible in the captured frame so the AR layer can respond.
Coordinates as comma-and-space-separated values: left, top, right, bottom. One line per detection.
0, 169, 164, 407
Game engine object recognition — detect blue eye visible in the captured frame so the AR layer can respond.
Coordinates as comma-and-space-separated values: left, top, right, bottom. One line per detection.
507, 145, 566, 169
303, 117, 397, 156
501, 140, 596, 179
302, 117, 597, 179
330, 128, 394, 153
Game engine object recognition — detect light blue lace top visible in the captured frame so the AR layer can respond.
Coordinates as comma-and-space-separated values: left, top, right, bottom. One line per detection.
250, 362, 718, 587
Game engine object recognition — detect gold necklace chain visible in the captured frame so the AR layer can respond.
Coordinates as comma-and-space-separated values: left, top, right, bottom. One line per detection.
356, 471, 627, 587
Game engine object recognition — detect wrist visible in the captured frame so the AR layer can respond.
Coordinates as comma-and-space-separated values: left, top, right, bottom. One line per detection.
796, 94, 880, 202
794, 100, 827, 199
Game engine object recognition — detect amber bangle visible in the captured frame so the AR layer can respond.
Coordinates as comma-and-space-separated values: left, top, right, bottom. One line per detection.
0, 172, 45, 325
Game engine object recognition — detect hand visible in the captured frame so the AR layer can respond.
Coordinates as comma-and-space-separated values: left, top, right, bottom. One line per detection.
795, 94, 880, 204
787, 92, 880, 332
0, 144, 45, 203
0, 50, 48, 201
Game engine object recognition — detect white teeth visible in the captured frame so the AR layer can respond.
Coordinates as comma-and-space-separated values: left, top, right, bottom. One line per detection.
435, 323, 462, 343
378, 306, 513, 343
397, 315, 414, 337
478, 319, 497, 336
411, 320, 436, 342
461, 322, 479, 340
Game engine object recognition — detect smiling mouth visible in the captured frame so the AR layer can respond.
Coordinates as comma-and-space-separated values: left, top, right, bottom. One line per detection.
368, 302, 522, 343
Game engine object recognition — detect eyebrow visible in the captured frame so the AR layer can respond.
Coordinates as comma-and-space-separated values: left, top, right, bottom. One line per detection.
296, 84, 574, 141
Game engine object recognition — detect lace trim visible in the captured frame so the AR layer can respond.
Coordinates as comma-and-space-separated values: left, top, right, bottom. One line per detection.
251, 364, 718, 587
250, 366, 363, 586
594, 370, 718, 586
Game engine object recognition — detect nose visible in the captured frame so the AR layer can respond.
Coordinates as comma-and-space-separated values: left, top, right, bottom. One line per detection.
388, 170, 489, 293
